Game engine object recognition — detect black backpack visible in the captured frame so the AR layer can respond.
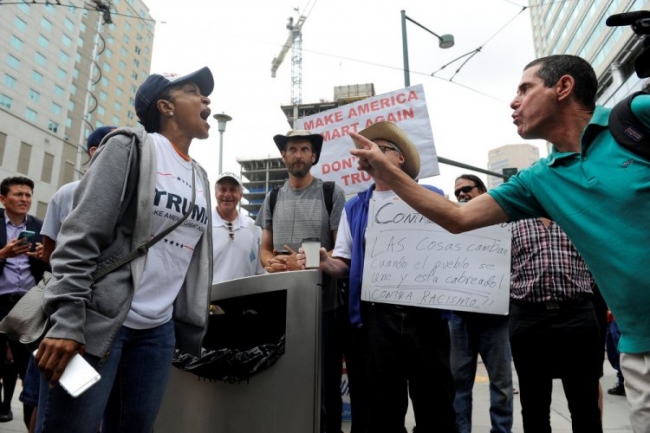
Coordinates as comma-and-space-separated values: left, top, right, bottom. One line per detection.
608, 91, 650, 159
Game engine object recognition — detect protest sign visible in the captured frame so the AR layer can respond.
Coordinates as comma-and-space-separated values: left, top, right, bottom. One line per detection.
361, 196, 512, 315
297, 85, 439, 194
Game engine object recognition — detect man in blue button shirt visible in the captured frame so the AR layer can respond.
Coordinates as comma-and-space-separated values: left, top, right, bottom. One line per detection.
350, 54, 650, 432
0, 176, 47, 425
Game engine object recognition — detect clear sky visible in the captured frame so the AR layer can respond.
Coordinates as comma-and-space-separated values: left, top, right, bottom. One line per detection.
145, 0, 545, 199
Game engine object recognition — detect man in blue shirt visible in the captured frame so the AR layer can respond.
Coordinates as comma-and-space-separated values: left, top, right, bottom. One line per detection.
350, 54, 650, 432
0, 176, 47, 425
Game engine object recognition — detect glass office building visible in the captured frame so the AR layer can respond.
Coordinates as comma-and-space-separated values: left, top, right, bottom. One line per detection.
0, 0, 155, 216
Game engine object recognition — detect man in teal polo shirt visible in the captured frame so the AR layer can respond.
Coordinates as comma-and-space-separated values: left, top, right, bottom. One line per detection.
349, 54, 650, 432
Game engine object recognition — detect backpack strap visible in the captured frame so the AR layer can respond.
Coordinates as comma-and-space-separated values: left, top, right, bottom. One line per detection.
323, 181, 335, 215
269, 181, 336, 216
609, 91, 650, 159
269, 185, 281, 217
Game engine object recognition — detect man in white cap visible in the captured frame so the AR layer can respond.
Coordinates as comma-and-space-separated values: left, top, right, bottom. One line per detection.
304, 121, 456, 433
255, 129, 346, 433
211, 172, 265, 283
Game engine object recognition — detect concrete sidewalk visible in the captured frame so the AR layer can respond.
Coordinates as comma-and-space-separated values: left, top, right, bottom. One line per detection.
342, 360, 632, 432
0, 360, 632, 432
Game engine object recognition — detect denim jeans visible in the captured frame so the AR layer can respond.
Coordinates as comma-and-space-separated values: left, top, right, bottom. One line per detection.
606, 320, 624, 384
36, 321, 175, 433
449, 312, 513, 433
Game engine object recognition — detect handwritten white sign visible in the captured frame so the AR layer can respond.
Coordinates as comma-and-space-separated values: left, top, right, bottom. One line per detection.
362, 197, 512, 315
296, 85, 439, 195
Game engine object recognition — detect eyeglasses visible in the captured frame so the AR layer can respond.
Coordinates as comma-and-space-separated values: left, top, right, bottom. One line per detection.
226, 222, 234, 241
454, 185, 476, 198
377, 145, 400, 154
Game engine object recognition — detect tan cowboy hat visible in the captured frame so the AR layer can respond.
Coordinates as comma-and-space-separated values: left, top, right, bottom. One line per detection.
357, 121, 420, 179
273, 130, 324, 164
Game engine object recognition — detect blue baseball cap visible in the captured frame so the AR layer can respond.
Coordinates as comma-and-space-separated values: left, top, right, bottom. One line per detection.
86, 126, 117, 153
135, 67, 214, 131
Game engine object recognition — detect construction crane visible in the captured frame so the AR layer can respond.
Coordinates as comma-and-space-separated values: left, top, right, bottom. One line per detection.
271, 8, 309, 128
271, 12, 306, 102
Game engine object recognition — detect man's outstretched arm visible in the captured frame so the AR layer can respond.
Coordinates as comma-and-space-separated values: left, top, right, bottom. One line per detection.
349, 132, 509, 232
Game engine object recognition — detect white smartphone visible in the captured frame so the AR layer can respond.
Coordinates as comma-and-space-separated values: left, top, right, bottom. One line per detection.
34, 351, 101, 397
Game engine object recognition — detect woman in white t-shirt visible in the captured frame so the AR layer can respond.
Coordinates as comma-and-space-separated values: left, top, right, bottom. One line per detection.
34, 67, 215, 433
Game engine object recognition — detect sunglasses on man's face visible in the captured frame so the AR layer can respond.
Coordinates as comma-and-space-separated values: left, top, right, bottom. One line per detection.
454, 185, 476, 198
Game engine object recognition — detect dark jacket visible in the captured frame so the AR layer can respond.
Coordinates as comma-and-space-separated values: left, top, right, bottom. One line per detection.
0, 208, 48, 286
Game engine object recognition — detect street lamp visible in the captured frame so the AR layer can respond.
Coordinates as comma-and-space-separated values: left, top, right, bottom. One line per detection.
401, 10, 454, 87
213, 112, 232, 174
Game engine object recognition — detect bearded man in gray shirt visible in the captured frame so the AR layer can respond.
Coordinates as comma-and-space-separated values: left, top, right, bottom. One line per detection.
256, 130, 346, 433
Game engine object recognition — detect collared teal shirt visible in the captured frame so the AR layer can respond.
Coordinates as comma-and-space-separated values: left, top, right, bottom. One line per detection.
489, 96, 650, 354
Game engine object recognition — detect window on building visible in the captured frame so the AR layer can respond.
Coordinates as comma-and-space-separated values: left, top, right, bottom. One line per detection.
56, 68, 66, 80
6, 54, 20, 70
123, 35, 130, 44
29, 89, 40, 102
100, 77, 109, 86
35, 52, 46, 66
59, 51, 69, 64
14, 17, 27, 32
18, 141, 32, 174
106, 35, 114, 45
115, 87, 123, 97
63, 161, 75, 184
103, 63, 111, 73
127, 110, 134, 120
114, 101, 121, 111
25, 108, 38, 124
131, 71, 138, 80
41, 17, 53, 31
99, 90, 107, 101
47, 121, 59, 133
64, 18, 75, 31
50, 102, 61, 115
119, 60, 126, 70
10, 36, 24, 51
36, 202, 48, 220
112, 115, 119, 125
97, 106, 105, 116
32, 70, 43, 84
45, 3, 55, 14
70, 84, 76, 95
124, 21, 131, 31
61, 34, 72, 47
38, 34, 49, 48
73, 68, 79, 79
65, 117, 72, 128
77, 37, 84, 48
53, 85, 64, 98
17, 3, 30, 13
133, 59, 140, 68
121, 47, 128, 57
104, 48, 113, 58
68, 100, 74, 111
3, 74, 17, 89
0, 94, 12, 110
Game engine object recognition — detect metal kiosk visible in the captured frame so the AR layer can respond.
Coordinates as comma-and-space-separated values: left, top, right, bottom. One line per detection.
155, 270, 322, 433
